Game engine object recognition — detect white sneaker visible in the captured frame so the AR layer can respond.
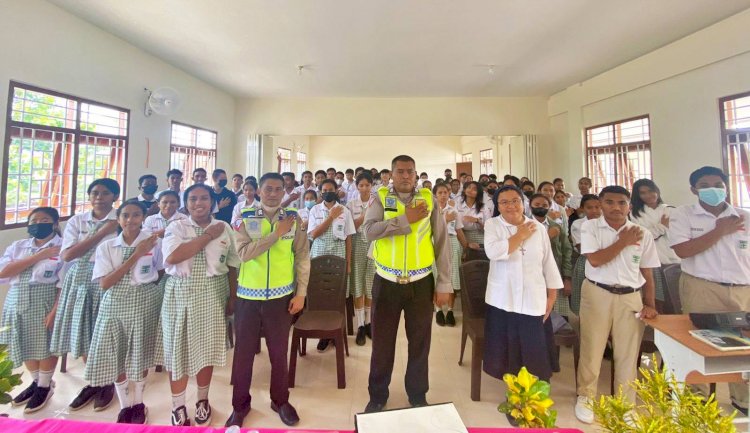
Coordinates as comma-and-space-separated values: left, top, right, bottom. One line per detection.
574, 396, 594, 424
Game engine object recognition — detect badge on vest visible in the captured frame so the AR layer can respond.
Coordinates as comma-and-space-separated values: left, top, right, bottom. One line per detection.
246, 218, 262, 237
385, 196, 397, 212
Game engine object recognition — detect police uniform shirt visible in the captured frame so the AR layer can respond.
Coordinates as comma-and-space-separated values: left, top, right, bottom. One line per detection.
0, 236, 63, 286
92, 231, 163, 285
162, 217, 241, 278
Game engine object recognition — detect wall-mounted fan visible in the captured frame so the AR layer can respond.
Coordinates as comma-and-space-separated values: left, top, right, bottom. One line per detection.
144, 87, 181, 117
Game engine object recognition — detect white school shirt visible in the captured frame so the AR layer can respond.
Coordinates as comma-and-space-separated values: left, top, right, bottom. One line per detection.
342, 180, 358, 204
457, 199, 493, 232
308, 202, 356, 241
92, 231, 164, 285
450, 192, 461, 202
581, 216, 660, 288
61, 209, 118, 263
293, 184, 316, 209
568, 194, 584, 210
440, 204, 464, 236
550, 201, 566, 226
0, 236, 63, 286
630, 204, 681, 265
570, 217, 587, 247
484, 216, 563, 316
143, 211, 188, 234
162, 217, 241, 278
346, 194, 376, 234
231, 198, 261, 228
668, 203, 750, 285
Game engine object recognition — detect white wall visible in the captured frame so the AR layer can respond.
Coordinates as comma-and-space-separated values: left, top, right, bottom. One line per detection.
548, 8, 750, 205
0, 0, 236, 249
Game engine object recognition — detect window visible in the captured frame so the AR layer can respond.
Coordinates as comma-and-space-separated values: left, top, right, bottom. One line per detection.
2, 82, 129, 228
585, 115, 652, 193
461, 153, 472, 162
170, 122, 217, 187
720, 91, 750, 209
296, 151, 307, 174
479, 149, 494, 175
278, 147, 291, 172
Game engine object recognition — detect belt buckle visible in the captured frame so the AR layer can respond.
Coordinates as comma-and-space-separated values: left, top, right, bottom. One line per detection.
397, 275, 410, 285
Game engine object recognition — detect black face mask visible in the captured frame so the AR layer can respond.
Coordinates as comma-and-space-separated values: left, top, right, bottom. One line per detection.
486, 188, 497, 197
531, 207, 549, 218
28, 223, 54, 239
218, 179, 228, 188
523, 190, 534, 198
322, 191, 338, 203
142, 185, 158, 195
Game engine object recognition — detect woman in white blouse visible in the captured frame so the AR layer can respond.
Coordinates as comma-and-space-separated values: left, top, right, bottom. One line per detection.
483, 186, 563, 384
458, 181, 492, 248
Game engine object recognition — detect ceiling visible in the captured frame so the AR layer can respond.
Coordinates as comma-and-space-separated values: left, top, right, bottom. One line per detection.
48, 0, 750, 98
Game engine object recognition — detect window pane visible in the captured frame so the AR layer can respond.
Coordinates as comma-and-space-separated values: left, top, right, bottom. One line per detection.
11, 87, 77, 129
278, 148, 291, 173
169, 122, 217, 188
171, 123, 196, 147
724, 95, 750, 130
296, 152, 307, 174
586, 125, 614, 147
585, 116, 651, 193
80, 103, 128, 136
75, 136, 126, 214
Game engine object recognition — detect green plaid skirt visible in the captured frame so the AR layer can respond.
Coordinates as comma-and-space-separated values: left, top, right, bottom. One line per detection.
0, 279, 57, 367
348, 233, 374, 298
570, 255, 586, 316
463, 229, 484, 246
449, 235, 462, 291
310, 229, 346, 259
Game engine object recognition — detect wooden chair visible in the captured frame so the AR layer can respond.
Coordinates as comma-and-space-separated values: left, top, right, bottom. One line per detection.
59, 354, 67, 373
553, 325, 580, 386
458, 260, 489, 401
289, 255, 349, 389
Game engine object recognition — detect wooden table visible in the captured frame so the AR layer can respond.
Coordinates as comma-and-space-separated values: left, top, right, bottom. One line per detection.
645, 315, 750, 431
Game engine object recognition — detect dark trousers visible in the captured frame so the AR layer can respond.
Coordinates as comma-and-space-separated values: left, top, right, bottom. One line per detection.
368, 274, 434, 404
231, 295, 293, 412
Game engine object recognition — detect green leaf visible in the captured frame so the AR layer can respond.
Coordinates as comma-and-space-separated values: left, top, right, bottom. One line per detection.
528, 380, 551, 399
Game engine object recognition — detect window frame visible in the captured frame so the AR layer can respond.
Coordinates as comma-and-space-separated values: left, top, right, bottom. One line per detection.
461, 153, 472, 163
479, 148, 494, 175
296, 151, 307, 174
1, 80, 130, 229
584, 114, 652, 193
278, 147, 292, 173
169, 120, 218, 187
719, 90, 750, 209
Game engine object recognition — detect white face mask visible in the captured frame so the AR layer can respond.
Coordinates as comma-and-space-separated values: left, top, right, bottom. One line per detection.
336, 179, 343, 186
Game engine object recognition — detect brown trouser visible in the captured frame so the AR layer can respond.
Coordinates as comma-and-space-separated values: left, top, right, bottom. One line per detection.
577, 279, 644, 402
680, 272, 750, 409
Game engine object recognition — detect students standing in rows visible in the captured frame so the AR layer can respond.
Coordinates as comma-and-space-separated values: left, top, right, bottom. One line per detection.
86, 200, 163, 424
157, 169, 185, 209
1, 207, 63, 413
161, 184, 240, 426
211, 169, 237, 225
347, 172, 377, 345
226, 172, 309, 427
458, 181, 491, 247
568, 176, 593, 213
669, 166, 750, 415
308, 179, 356, 352
280, 172, 299, 208
574, 186, 659, 424
433, 183, 467, 327
342, 168, 358, 204
131, 174, 160, 216
51, 178, 120, 411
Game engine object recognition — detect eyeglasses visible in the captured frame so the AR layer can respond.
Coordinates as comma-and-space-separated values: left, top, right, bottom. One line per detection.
497, 199, 522, 207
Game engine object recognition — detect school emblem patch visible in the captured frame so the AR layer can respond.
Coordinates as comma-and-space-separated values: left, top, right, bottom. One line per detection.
631, 255, 641, 264
385, 197, 397, 209
739, 240, 748, 250
43, 270, 54, 278
140, 265, 151, 274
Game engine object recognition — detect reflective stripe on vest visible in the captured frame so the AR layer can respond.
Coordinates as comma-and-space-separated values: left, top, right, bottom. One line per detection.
372, 187, 435, 280
237, 207, 296, 300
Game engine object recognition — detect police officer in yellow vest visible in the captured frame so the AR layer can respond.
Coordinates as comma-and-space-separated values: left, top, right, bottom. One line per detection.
225, 173, 310, 428
363, 155, 453, 412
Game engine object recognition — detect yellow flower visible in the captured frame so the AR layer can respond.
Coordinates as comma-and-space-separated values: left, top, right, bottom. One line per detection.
517, 367, 537, 391
503, 373, 520, 393
530, 398, 554, 410
522, 406, 536, 422
509, 394, 521, 405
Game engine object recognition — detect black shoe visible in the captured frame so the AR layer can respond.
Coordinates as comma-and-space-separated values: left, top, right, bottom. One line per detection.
364, 400, 386, 413
435, 310, 445, 326
732, 402, 749, 416
12, 382, 37, 406
365, 323, 372, 339
195, 399, 212, 426
94, 383, 114, 411
409, 396, 428, 408
317, 339, 332, 352
356, 326, 366, 346
271, 401, 300, 426
24, 384, 54, 414
69, 385, 99, 411
445, 310, 456, 327
171, 405, 191, 426
225, 407, 250, 427
130, 403, 148, 424
116, 406, 132, 423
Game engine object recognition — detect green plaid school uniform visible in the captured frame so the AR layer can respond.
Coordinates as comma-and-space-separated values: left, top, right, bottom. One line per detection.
310, 212, 346, 259
161, 227, 229, 380
653, 265, 667, 302
0, 264, 57, 367
348, 231, 375, 298
84, 247, 162, 386
448, 235, 462, 291
570, 255, 587, 315
51, 222, 106, 358
463, 229, 484, 246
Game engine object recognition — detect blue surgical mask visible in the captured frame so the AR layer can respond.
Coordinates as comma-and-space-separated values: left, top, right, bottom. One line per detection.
697, 187, 727, 207
304, 200, 315, 210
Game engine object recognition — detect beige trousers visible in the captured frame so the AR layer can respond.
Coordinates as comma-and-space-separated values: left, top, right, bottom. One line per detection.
680, 272, 750, 409
577, 279, 645, 402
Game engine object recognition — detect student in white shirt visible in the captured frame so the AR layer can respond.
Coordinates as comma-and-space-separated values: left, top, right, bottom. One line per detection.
433, 183, 468, 327
157, 169, 185, 210
570, 195, 601, 250
347, 173, 377, 345
458, 181, 492, 247
575, 186, 660, 424
161, 184, 241, 426
280, 172, 299, 209
231, 173, 244, 197
449, 179, 461, 203
51, 178, 120, 412
231, 180, 260, 228
1, 207, 64, 413
568, 176, 592, 213
86, 200, 163, 424
144, 190, 188, 239
341, 168, 358, 205
297, 190, 317, 233
294, 170, 317, 209
483, 186, 563, 389
668, 166, 750, 415
308, 179, 356, 353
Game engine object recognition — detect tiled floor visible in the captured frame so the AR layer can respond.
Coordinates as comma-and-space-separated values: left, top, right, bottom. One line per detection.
2, 312, 738, 431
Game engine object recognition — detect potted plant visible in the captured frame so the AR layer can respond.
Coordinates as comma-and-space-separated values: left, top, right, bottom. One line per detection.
591, 358, 737, 433
0, 342, 23, 416
498, 367, 557, 428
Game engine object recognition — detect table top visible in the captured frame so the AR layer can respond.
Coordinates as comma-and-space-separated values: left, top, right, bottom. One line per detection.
645, 314, 750, 358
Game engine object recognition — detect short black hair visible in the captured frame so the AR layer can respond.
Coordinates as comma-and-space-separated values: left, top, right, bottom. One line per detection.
232, 173, 243, 180
599, 185, 631, 199
166, 169, 183, 178
117, 199, 147, 217
537, 181, 554, 192
689, 166, 728, 187
281, 171, 295, 179
553, 178, 564, 184
87, 178, 120, 197
326, 167, 336, 173
529, 193, 551, 206
391, 155, 415, 169
521, 180, 535, 189
433, 183, 450, 194
450, 178, 460, 184
212, 168, 226, 179
29, 206, 60, 223
242, 180, 258, 190
259, 172, 284, 187
315, 170, 326, 177
303, 189, 318, 200
193, 167, 207, 175
157, 190, 180, 203
580, 193, 600, 208
138, 174, 157, 185
356, 172, 373, 186
420, 172, 428, 177
444, 168, 452, 173
320, 178, 338, 190
301, 170, 313, 177
380, 169, 391, 175
336, 171, 344, 176
345, 168, 354, 175
504, 176, 520, 187
183, 184, 216, 208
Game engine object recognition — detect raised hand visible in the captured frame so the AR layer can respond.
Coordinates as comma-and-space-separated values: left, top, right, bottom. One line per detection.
618, 226, 643, 246
275, 216, 295, 237
405, 202, 429, 223
134, 233, 159, 256
328, 205, 344, 220
715, 215, 745, 236
514, 221, 537, 241
204, 222, 225, 240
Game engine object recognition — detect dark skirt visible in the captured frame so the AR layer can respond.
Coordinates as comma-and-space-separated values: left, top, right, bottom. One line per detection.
483, 304, 552, 382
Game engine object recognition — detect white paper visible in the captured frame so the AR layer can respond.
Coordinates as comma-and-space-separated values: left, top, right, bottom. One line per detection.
355, 403, 468, 433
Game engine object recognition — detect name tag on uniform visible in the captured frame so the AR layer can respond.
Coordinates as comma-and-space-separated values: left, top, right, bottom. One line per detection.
385, 196, 397, 212
334, 220, 345, 236
631, 254, 641, 264
739, 239, 749, 250
43, 270, 54, 278
140, 265, 151, 274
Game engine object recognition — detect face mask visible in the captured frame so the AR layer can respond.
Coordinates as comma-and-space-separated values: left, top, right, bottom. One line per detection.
218, 179, 228, 188
322, 191, 338, 203
28, 223, 54, 239
531, 207, 549, 218
486, 188, 497, 197
523, 190, 534, 198
304, 200, 315, 210
697, 187, 727, 207
336, 179, 343, 186
142, 185, 158, 195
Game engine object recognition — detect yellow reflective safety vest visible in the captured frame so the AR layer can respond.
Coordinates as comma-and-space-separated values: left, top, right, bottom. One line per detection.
372, 187, 434, 283
237, 207, 297, 300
